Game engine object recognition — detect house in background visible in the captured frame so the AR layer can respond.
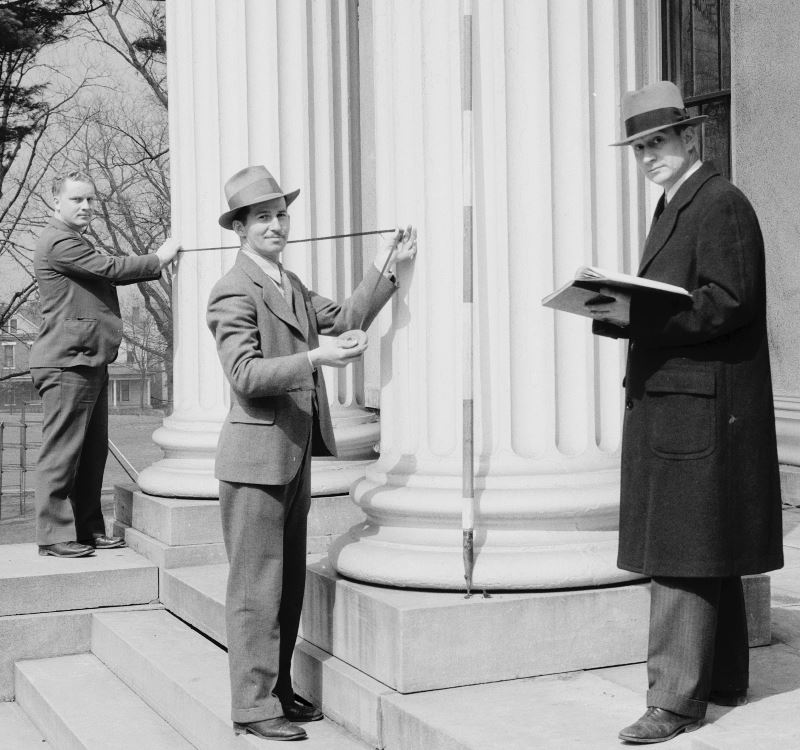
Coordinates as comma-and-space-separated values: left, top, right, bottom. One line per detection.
0, 313, 37, 410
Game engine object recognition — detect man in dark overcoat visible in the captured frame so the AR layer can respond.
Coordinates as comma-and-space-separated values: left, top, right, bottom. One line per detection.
588, 82, 783, 744
206, 165, 417, 742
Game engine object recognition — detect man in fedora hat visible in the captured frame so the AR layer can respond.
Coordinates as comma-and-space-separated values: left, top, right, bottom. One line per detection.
587, 81, 783, 744
207, 165, 417, 741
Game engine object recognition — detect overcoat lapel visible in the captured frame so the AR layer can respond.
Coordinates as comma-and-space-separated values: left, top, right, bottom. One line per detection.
236, 252, 305, 338
637, 162, 718, 276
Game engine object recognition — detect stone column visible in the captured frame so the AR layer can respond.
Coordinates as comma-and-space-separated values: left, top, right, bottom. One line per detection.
139, 0, 378, 499
731, 0, 800, 504
331, 0, 647, 589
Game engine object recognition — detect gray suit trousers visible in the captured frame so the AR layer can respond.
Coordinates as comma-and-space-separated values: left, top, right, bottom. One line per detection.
647, 576, 749, 719
219, 441, 312, 723
31, 366, 109, 546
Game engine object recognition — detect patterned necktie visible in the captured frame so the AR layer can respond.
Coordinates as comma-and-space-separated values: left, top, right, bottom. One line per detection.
280, 268, 293, 309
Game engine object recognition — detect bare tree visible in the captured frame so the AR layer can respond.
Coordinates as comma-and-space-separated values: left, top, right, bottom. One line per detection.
77, 0, 166, 108
0, 0, 98, 329
120, 298, 167, 409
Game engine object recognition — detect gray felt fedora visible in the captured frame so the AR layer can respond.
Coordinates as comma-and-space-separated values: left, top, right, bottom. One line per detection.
218, 165, 300, 230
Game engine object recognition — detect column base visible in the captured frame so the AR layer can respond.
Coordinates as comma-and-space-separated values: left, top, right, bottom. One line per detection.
136, 419, 219, 499
331, 466, 642, 590
301, 559, 771, 694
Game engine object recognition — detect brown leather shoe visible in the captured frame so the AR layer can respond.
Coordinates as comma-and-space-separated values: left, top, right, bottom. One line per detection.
38, 541, 95, 558
79, 534, 125, 549
619, 707, 701, 744
233, 717, 307, 741
709, 689, 748, 707
280, 694, 323, 722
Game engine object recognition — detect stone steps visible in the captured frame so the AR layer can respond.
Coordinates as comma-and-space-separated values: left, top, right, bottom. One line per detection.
89, 608, 371, 750
0, 543, 158, 617
0, 700, 47, 748
14, 653, 195, 749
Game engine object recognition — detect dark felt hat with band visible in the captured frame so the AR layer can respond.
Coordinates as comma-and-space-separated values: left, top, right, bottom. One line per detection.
610, 81, 707, 147
218, 165, 300, 230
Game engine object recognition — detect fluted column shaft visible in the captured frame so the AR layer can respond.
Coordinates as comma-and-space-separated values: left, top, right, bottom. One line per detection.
331, 0, 649, 589
141, 0, 378, 498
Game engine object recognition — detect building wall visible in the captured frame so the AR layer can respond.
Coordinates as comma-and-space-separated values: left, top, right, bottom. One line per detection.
731, 0, 800, 398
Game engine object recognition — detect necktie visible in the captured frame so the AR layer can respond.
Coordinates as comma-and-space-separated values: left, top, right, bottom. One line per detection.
280, 269, 293, 309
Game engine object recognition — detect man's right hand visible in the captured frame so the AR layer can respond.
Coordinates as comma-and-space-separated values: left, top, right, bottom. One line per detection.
309, 334, 368, 368
155, 237, 182, 268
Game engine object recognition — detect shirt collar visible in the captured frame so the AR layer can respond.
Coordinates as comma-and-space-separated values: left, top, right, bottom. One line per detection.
241, 246, 282, 284
665, 159, 702, 203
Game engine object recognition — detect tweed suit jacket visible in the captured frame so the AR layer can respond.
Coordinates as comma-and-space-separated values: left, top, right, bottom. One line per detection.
207, 252, 396, 486
30, 218, 162, 368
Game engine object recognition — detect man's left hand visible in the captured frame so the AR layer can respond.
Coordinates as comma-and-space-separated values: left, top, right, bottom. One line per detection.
373, 225, 418, 275
585, 286, 631, 327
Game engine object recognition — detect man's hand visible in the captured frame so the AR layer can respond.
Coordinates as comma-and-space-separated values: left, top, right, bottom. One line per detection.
309, 333, 369, 369
155, 237, 182, 269
585, 286, 631, 327
373, 225, 418, 275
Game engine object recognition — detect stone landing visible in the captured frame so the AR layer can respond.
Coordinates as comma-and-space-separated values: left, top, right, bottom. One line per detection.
158, 555, 772, 748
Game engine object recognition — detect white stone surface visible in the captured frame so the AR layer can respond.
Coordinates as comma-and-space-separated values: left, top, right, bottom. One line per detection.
331, 0, 648, 591
140, 0, 382, 499
0, 544, 157, 617
159, 563, 228, 645
91, 609, 369, 750
294, 638, 395, 749
15, 654, 194, 749
0, 702, 46, 748
302, 561, 771, 694
121, 526, 228, 569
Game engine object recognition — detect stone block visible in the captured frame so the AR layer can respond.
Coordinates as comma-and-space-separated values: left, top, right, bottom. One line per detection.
122, 527, 228, 569
127, 492, 223, 546
159, 565, 228, 645
0, 610, 92, 700
0, 544, 158, 617
302, 561, 773, 694
781, 465, 800, 506
303, 559, 651, 693
293, 639, 394, 749
15, 654, 193, 748
0, 702, 46, 748
113, 483, 137, 527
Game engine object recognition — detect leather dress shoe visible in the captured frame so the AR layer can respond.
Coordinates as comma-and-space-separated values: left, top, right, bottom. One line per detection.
619, 707, 701, 744
233, 717, 307, 741
709, 689, 748, 707
280, 694, 323, 722
38, 541, 95, 558
79, 533, 125, 549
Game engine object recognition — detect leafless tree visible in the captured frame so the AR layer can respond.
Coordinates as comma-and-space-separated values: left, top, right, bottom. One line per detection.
77, 0, 166, 108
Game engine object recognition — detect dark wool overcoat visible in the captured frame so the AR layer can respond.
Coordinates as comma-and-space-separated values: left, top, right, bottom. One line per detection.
595, 162, 783, 577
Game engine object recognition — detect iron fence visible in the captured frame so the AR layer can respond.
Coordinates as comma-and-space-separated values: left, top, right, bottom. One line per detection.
0, 402, 41, 521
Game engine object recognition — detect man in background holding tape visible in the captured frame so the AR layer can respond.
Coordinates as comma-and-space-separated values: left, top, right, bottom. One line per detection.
31, 171, 180, 559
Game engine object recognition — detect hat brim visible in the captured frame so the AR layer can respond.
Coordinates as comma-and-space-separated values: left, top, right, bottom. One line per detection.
609, 114, 708, 147
218, 188, 300, 230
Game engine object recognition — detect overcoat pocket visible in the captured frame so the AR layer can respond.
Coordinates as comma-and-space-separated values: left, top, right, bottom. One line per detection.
645, 369, 716, 459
